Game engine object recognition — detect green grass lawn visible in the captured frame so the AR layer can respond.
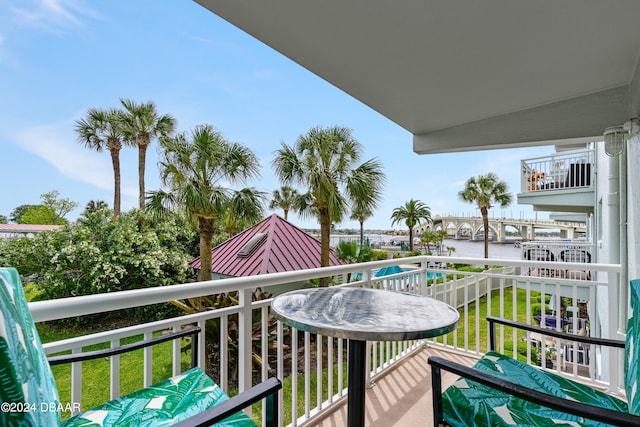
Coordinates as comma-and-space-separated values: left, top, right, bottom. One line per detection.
38, 323, 192, 420
450, 285, 541, 361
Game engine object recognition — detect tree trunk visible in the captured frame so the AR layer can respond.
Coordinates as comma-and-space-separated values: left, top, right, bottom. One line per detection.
408, 226, 414, 252
138, 140, 149, 210
198, 217, 214, 282
284, 208, 289, 221
319, 209, 331, 287
109, 147, 121, 218
359, 219, 364, 247
481, 207, 489, 259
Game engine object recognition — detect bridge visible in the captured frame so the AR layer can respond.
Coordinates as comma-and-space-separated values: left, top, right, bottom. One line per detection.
415, 214, 587, 242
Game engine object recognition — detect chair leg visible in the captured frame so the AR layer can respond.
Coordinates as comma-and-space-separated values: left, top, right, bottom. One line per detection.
265, 390, 279, 427
431, 365, 444, 427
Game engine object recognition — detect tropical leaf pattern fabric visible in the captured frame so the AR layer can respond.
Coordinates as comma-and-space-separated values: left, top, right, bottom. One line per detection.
625, 279, 640, 415
0, 267, 61, 427
62, 368, 255, 427
62, 367, 256, 426
442, 351, 628, 426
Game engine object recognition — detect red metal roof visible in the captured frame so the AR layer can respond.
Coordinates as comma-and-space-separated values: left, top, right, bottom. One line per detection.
189, 214, 341, 276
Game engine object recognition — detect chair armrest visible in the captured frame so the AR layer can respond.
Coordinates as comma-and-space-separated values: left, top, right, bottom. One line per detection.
428, 356, 639, 427
47, 326, 200, 368
487, 316, 625, 351
172, 377, 282, 427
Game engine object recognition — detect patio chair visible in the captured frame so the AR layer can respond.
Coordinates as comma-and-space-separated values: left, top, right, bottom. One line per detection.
0, 267, 281, 427
428, 279, 640, 426
560, 249, 592, 280
524, 248, 558, 277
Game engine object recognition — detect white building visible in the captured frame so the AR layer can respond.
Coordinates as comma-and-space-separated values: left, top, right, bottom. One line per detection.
0, 224, 63, 240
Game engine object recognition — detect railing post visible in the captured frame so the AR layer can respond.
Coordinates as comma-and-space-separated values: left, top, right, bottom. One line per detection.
110, 338, 120, 400
238, 288, 253, 403
419, 259, 427, 296
362, 268, 371, 289
607, 271, 621, 393
71, 352, 82, 415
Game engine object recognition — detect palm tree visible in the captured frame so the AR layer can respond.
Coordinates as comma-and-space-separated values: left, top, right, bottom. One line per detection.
390, 199, 431, 252
350, 202, 373, 248
84, 200, 109, 214
120, 98, 176, 209
458, 173, 512, 259
146, 124, 263, 281
335, 240, 374, 282
435, 229, 449, 255
272, 125, 385, 287
419, 230, 436, 254
75, 108, 126, 218
269, 186, 299, 220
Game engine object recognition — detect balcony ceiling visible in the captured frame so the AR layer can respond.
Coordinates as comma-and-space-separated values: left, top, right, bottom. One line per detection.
195, 1, 640, 154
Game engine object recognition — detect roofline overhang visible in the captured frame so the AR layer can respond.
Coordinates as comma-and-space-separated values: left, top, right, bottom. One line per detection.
413, 85, 629, 154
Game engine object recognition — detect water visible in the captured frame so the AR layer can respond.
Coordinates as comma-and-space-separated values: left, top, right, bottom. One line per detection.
329, 234, 522, 260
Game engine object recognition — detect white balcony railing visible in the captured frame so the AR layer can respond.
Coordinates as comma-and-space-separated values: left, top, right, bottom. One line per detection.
30, 256, 622, 426
520, 149, 594, 194
521, 240, 595, 280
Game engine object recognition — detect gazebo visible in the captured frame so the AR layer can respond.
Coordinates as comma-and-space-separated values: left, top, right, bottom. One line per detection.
189, 214, 341, 293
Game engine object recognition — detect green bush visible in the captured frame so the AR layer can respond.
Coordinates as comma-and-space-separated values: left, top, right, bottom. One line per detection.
455, 265, 485, 273
0, 209, 197, 325
371, 249, 389, 261
392, 250, 421, 259
531, 303, 542, 318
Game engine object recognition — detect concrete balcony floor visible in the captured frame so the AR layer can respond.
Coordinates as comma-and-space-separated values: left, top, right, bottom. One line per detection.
306, 346, 479, 427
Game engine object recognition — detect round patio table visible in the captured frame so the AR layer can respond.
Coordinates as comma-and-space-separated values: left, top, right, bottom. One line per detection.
271, 287, 460, 427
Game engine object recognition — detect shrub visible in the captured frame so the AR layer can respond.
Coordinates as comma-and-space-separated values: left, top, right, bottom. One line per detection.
0, 209, 197, 325
392, 250, 421, 259
371, 249, 389, 260
531, 303, 542, 318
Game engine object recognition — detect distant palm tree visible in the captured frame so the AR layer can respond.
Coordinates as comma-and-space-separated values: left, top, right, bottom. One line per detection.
272, 126, 385, 286
419, 230, 436, 254
120, 99, 176, 209
84, 200, 109, 214
75, 108, 127, 217
269, 186, 298, 220
435, 229, 449, 255
146, 124, 263, 281
459, 173, 512, 259
390, 199, 431, 252
350, 202, 373, 248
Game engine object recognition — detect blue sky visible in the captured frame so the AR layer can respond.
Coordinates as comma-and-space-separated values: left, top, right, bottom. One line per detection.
0, 0, 554, 230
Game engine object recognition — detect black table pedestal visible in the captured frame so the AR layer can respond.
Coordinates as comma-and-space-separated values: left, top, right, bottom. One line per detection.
347, 339, 366, 427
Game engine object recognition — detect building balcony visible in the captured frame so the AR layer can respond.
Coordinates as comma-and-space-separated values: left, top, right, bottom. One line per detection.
517, 149, 595, 213
31, 256, 623, 426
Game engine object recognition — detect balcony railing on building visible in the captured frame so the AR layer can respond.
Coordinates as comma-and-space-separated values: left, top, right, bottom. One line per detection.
520, 148, 594, 194
30, 256, 622, 427
521, 240, 595, 280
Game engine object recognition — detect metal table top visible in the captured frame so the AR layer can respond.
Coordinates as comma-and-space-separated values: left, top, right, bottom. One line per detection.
271, 287, 460, 341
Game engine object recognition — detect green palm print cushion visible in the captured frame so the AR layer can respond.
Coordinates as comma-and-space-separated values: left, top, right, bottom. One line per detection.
62, 367, 256, 427
625, 279, 640, 415
0, 267, 61, 427
442, 351, 628, 427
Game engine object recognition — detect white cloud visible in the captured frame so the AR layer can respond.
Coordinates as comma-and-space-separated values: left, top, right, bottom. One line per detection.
13, 120, 137, 199
6, 0, 102, 34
